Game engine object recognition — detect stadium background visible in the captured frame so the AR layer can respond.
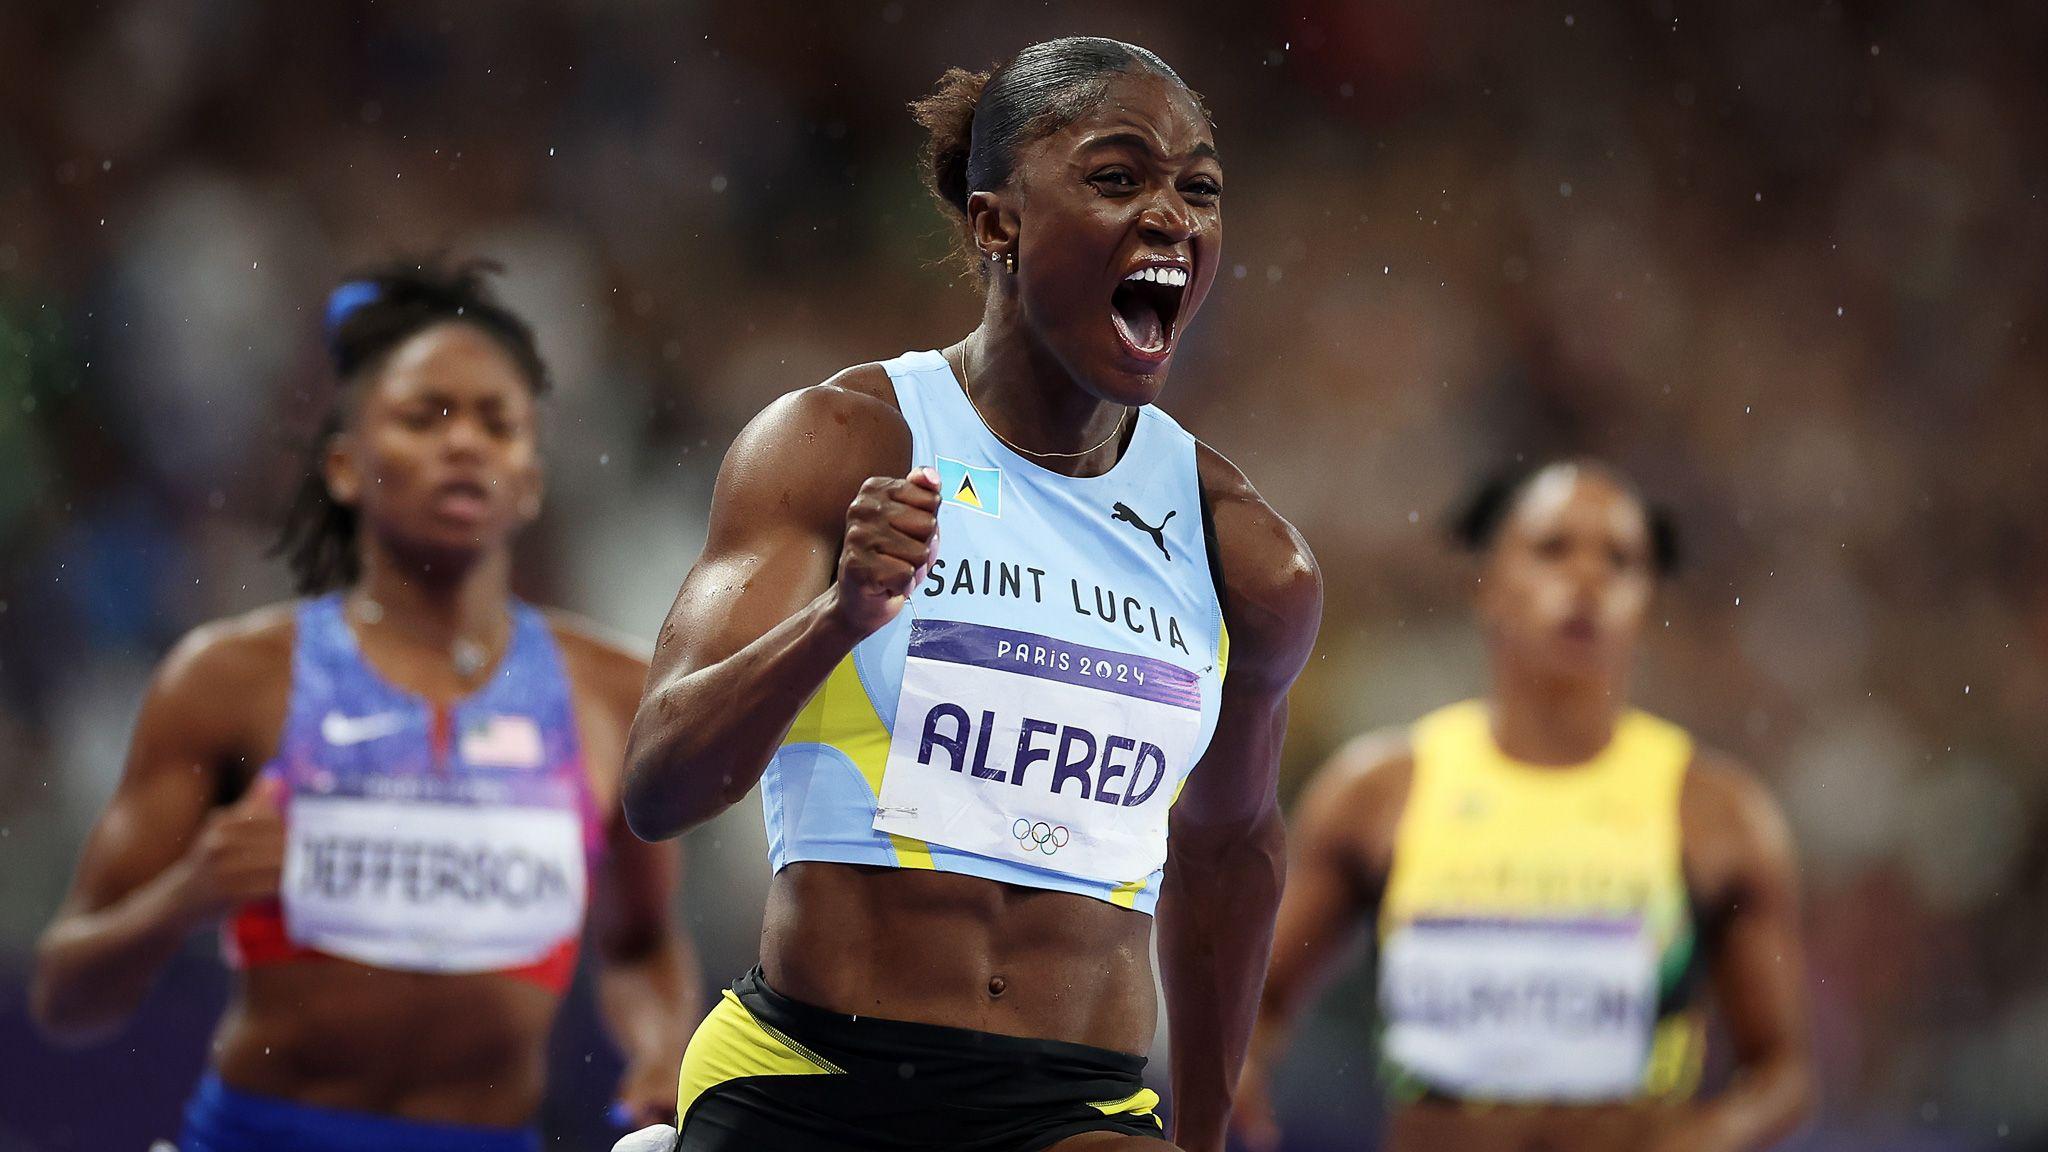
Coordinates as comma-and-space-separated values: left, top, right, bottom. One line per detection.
0, 1, 2042, 1148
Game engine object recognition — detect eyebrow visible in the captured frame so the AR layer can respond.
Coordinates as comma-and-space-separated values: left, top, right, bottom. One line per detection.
1083, 131, 1221, 164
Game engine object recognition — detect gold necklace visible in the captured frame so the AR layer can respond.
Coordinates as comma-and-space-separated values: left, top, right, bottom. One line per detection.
956, 352, 1129, 461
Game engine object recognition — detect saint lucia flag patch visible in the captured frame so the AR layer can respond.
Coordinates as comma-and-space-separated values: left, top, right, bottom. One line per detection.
935, 456, 1002, 518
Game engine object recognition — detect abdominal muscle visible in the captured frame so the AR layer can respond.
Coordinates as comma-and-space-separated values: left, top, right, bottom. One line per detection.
761, 861, 1157, 1055
211, 959, 561, 1128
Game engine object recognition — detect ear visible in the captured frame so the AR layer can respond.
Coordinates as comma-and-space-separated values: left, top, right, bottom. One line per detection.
322, 430, 361, 509
965, 190, 1018, 264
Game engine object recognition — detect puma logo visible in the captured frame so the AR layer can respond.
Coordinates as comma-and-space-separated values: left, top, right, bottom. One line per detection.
1111, 502, 1176, 561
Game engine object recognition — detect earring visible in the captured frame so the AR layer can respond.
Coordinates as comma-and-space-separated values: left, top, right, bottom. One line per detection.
1004, 250, 1017, 274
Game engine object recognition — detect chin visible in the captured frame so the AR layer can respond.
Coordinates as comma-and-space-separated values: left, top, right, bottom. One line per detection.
386, 526, 499, 574
1089, 336, 1179, 404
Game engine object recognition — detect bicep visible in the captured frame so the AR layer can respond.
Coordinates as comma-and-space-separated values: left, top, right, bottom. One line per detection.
651, 524, 838, 680
1172, 674, 1291, 834
1709, 786, 1810, 1065
59, 671, 231, 917
1265, 785, 1372, 1001
646, 385, 903, 683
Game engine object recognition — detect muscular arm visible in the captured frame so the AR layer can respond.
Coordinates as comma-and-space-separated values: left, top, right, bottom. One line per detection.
1245, 738, 1409, 1088
31, 616, 284, 1045
1663, 757, 1816, 1152
621, 370, 922, 842
1158, 449, 1323, 1152
557, 624, 704, 1123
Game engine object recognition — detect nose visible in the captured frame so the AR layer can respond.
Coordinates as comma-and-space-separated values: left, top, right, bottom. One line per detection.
440, 411, 488, 460
1564, 548, 1611, 597
1137, 191, 1197, 248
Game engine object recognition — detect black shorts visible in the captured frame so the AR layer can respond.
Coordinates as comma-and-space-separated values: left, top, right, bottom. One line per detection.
672, 967, 1164, 1151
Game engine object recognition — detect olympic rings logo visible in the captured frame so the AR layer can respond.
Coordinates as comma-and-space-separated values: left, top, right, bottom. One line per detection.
1012, 818, 1071, 856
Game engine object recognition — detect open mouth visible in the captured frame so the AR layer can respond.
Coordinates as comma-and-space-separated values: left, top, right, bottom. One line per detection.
432, 478, 493, 522
1110, 264, 1189, 360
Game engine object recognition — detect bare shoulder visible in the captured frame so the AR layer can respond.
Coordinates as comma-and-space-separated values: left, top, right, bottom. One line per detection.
1296, 727, 1415, 872
1193, 440, 1323, 686
1682, 747, 1799, 905
711, 362, 914, 536
543, 610, 652, 718
157, 602, 297, 700
141, 602, 298, 768
735, 364, 906, 466
1303, 728, 1414, 815
1683, 748, 1794, 851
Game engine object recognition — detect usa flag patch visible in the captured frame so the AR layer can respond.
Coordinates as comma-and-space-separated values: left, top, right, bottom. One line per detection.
460, 714, 545, 769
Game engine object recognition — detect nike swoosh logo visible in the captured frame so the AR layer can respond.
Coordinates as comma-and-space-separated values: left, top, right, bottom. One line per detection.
320, 711, 409, 746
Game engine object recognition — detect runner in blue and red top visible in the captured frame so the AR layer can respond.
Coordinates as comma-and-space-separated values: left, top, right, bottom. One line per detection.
32, 259, 700, 1152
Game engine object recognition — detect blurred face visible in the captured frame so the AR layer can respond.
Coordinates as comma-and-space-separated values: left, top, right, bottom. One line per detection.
1477, 465, 1657, 682
980, 69, 1223, 405
324, 322, 542, 566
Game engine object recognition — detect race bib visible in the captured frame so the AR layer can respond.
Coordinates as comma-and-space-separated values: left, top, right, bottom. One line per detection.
1380, 917, 1658, 1100
873, 619, 1202, 883
281, 796, 587, 973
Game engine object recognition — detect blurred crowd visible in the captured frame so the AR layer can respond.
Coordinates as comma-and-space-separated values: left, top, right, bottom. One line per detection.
1, 1, 2042, 1148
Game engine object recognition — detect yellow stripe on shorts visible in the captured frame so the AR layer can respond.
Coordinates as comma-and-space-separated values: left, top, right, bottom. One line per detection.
1088, 1086, 1162, 1121
676, 989, 843, 1118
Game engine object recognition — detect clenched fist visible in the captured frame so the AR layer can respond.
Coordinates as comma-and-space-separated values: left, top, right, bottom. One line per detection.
828, 467, 941, 637
172, 775, 287, 923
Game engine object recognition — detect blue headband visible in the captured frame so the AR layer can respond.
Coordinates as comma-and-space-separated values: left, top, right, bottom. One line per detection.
322, 280, 383, 345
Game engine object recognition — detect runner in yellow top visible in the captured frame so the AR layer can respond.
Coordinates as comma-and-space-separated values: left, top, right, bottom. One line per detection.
1233, 459, 1815, 1152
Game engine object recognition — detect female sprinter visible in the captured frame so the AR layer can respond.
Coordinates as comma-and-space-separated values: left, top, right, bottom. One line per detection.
32, 261, 700, 1152
619, 36, 1321, 1152
1233, 460, 1814, 1152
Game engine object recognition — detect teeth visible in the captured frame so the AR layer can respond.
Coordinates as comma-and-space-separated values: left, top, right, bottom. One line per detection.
1124, 266, 1189, 287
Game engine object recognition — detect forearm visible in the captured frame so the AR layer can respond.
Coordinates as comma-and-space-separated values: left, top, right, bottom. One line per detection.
1159, 813, 1286, 1152
598, 934, 701, 1069
1682, 1054, 1815, 1152
623, 591, 860, 840
32, 863, 202, 1045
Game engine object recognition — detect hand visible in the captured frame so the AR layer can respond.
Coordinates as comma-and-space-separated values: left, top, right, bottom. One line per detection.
829, 467, 941, 637
171, 776, 286, 924
1228, 1060, 1282, 1152
612, 1052, 681, 1130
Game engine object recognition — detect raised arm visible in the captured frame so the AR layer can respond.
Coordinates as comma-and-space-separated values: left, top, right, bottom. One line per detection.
1656, 756, 1816, 1152
621, 370, 936, 842
1232, 737, 1410, 1151
31, 616, 286, 1045
1158, 449, 1323, 1152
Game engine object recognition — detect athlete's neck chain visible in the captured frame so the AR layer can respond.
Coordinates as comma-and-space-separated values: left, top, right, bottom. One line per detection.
956, 351, 1129, 462
348, 593, 503, 683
